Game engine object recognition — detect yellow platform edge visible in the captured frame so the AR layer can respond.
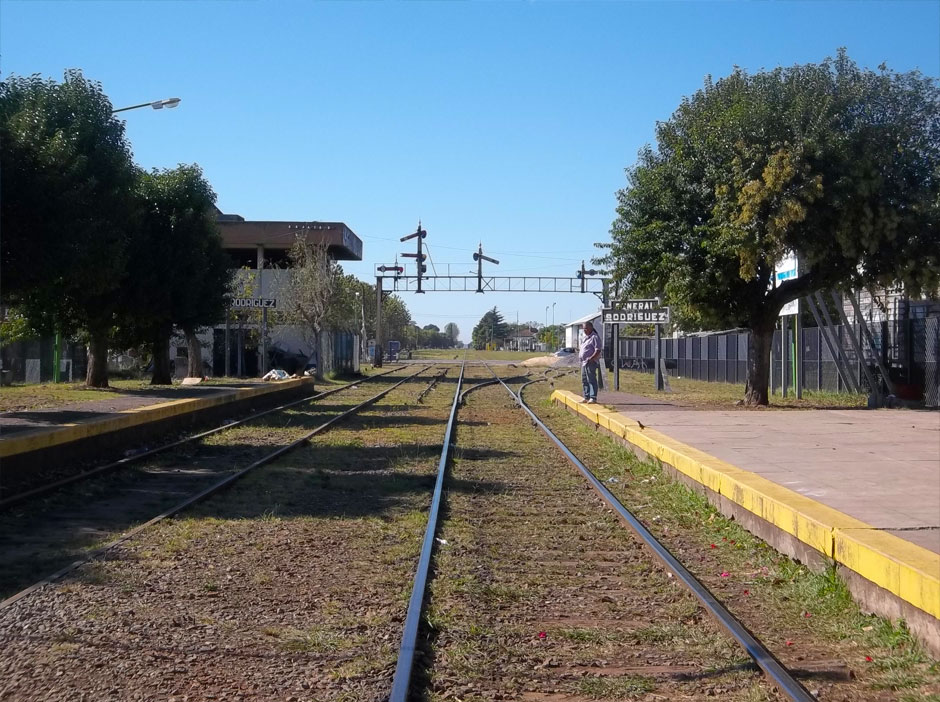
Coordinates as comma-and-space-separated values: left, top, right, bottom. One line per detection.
0, 379, 314, 458
551, 389, 940, 620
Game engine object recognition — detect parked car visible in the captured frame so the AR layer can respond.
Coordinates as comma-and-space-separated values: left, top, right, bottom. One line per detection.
554, 347, 576, 357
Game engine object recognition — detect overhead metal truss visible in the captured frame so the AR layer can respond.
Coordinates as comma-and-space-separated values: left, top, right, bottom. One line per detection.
376, 273, 608, 298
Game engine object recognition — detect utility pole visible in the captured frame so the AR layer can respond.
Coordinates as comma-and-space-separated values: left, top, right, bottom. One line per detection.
375, 276, 384, 367
372, 264, 403, 368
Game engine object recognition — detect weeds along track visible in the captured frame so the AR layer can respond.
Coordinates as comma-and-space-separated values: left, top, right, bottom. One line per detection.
0, 367, 407, 507
0, 363, 500, 701
403, 368, 820, 702
0, 365, 435, 603
1, 363, 907, 701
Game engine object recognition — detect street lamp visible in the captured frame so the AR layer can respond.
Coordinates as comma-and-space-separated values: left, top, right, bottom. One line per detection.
545, 306, 549, 351
112, 97, 181, 114
355, 289, 367, 367
552, 302, 557, 351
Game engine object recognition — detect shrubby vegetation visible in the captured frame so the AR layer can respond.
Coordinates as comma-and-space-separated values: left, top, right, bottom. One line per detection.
601, 50, 939, 405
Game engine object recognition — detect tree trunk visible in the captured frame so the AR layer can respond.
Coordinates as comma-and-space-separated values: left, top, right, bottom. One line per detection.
85, 332, 110, 388
150, 333, 173, 385
744, 321, 775, 406
185, 328, 203, 377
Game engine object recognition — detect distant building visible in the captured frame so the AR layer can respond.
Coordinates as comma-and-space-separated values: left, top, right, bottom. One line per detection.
564, 311, 602, 350
181, 209, 365, 378
506, 328, 538, 351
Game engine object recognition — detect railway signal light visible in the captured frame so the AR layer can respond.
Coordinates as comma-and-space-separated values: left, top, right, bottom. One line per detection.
578, 260, 602, 292
377, 265, 404, 274
473, 243, 500, 293
401, 221, 428, 293
400, 227, 427, 243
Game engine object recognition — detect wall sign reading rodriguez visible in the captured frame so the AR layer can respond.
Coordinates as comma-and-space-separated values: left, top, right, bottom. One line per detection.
603, 299, 670, 325
230, 297, 278, 309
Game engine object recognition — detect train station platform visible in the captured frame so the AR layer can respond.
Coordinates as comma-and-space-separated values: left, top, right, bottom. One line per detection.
551, 388, 940, 653
0, 379, 314, 495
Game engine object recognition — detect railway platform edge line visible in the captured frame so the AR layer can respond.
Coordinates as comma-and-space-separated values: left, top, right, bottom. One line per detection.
0, 378, 315, 458
551, 389, 940, 655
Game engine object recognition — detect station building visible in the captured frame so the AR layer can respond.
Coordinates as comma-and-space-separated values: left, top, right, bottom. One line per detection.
174, 209, 365, 378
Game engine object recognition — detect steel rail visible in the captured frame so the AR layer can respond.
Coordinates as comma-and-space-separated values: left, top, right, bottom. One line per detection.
0, 365, 433, 611
0, 366, 408, 510
483, 367, 816, 702
416, 368, 449, 403
389, 361, 466, 702
457, 370, 533, 404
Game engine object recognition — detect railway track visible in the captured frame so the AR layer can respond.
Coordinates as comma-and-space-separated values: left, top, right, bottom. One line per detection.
0, 362, 907, 700
0, 365, 434, 602
0, 366, 406, 509
391, 363, 815, 701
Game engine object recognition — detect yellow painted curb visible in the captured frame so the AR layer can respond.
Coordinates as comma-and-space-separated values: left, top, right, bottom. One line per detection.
836, 529, 940, 620
0, 379, 314, 458
551, 389, 940, 620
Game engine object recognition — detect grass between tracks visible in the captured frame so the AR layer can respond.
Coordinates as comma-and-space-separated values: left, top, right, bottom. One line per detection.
411, 349, 545, 362
0, 368, 453, 700
423, 380, 774, 701
529, 377, 940, 700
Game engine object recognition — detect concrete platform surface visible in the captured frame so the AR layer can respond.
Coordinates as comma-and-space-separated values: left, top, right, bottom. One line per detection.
0, 384, 259, 441
595, 389, 940, 554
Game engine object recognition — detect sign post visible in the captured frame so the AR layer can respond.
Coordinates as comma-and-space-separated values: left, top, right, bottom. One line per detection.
603, 300, 671, 392
775, 253, 799, 398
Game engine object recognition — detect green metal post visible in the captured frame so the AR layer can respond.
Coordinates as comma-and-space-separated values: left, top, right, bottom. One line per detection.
53, 332, 61, 383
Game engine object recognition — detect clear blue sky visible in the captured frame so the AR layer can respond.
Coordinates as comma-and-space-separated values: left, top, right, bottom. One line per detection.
3, 1, 938, 341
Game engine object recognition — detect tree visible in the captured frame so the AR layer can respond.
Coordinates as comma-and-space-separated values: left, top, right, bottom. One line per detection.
604, 50, 940, 405
423, 324, 440, 333
382, 296, 413, 348
0, 71, 139, 387
120, 165, 230, 383
444, 322, 460, 344
471, 307, 509, 349
280, 238, 339, 378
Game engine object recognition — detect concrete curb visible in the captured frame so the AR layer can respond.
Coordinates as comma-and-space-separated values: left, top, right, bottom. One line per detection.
0, 379, 314, 459
551, 389, 940, 655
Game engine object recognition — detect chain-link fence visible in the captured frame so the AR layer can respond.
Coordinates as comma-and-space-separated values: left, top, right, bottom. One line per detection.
616, 317, 940, 403
1, 336, 88, 385
916, 317, 939, 408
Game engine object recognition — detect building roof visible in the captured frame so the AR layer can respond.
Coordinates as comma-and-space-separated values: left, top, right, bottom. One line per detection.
565, 311, 602, 327
216, 212, 363, 261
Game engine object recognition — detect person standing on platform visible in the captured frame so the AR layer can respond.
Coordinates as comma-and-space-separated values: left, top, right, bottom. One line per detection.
580, 321, 602, 403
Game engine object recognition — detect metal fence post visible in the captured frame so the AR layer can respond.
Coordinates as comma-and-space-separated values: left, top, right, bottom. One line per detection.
613, 323, 620, 391
655, 323, 663, 390
795, 312, 802, 399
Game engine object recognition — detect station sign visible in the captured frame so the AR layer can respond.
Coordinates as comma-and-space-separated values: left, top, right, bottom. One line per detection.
603, 299, 670, 325
775, 253, 799, 316
230, 297, 277, 309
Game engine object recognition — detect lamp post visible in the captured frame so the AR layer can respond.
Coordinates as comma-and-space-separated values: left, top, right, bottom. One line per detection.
552, 303, 556, 351
55, 98, 182, 383
112, 97, 181, 113
356, 289, 367, 369
545, 306, 549, 351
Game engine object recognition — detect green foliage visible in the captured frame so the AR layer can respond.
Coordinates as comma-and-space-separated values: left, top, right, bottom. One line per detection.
604, 50, 940, 332
0, 70, 138, 337
0, 309, 38, 346
471, 307, 509, 349
119, 164, 230, 344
